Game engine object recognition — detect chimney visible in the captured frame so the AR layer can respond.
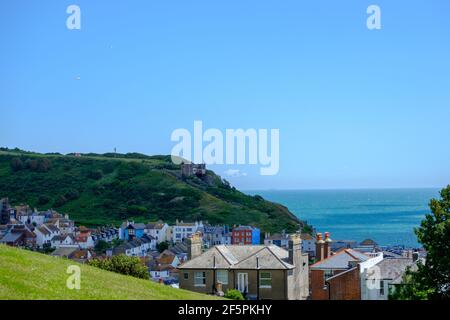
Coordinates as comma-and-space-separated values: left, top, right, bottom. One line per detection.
324, 232, 333, 259
187, 232, 203, 260
315, 233, 325, 262
288, 233, 302, 265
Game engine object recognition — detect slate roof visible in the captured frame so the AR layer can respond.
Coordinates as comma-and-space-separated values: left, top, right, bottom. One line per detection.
179, 245, 295, 270
146, 223, 166, 230
374, 258, 416, 284
311, 249, 370, 270
0, 231, 22, 243
51, 247, 78, 257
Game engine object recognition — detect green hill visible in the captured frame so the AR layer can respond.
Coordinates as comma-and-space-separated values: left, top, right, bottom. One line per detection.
0, 245, 215, 300
0, 148, 309, 234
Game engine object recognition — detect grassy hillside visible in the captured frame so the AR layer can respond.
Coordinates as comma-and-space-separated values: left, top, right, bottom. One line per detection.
0, 149, 309, 234
0, 245, 216, 300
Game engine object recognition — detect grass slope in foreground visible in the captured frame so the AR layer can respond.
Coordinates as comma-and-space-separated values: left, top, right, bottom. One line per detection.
0, 245, 216, 300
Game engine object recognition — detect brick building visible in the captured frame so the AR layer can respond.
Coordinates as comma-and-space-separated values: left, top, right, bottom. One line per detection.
310, 232, 383, 300
232, 225, 260, 245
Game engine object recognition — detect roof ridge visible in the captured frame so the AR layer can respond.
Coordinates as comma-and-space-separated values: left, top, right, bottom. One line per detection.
265, 245, 293, 269
215, 245, 237, 266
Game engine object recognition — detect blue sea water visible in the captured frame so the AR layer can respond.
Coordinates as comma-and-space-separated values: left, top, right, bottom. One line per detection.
246, 188, 440, 248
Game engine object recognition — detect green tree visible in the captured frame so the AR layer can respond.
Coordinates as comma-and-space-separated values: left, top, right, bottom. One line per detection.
393, 185, 450, 300
156, 241, 170, 253
94, 240, 111, 254
88, 255, 149, 280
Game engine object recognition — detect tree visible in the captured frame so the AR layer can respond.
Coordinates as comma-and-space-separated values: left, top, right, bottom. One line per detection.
393, 185, 450, 300
38, 195, 51, 205
88, 255, 149, 280
94, 240, 111, 254
156, 241, 170, 253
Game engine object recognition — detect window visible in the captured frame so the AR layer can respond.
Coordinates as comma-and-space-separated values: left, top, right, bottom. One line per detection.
184, 273, 189, 280
194, 272, 206, 286
216, 270, 228, 285
259, 272, 272, 288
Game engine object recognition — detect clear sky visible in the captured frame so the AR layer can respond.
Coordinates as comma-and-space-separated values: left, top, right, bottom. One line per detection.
1, 0, 449, 190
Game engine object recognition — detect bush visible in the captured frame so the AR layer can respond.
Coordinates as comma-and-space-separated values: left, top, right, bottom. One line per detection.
64, 189, 80, 200
88, 170, 103, 180
88, 255, 149, 280
224, 289, 244, 300
126, 205, 147, 216
10, 158, 24, 172
38, 195, 51, 205
54, 195, 68, 207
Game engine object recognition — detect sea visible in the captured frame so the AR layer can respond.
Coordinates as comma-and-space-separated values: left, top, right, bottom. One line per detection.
246, 188, 440, 248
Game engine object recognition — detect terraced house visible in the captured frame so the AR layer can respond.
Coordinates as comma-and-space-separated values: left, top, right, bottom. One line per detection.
179, 233, 309, 300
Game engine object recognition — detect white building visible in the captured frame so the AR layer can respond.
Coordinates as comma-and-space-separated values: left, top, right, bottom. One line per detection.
34, 224, 61, 247
51, 234, 77, 249
361, 256, 417, 300
145, 223, 170, 243
18, 213, 45, 226
172, 220, 203, 243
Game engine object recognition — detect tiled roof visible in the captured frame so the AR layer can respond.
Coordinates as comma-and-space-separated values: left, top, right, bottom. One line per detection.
311, 249, 370, 270
179, 245, 294, 270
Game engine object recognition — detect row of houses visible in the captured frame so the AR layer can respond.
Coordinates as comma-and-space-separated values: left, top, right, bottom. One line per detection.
119, 220, 262, 248
177, 231, 421, 300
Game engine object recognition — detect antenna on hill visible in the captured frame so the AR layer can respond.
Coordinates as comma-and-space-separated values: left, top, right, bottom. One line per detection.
114, 147, 117, 157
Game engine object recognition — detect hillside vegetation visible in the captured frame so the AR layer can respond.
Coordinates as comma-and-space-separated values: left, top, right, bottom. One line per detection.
0, 149, 308, 234
0, 245, 216, 300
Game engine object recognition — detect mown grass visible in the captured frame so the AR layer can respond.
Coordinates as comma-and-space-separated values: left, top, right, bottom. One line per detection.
0, 245, 218, 300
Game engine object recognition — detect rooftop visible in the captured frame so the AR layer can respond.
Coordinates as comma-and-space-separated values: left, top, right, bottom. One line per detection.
179, 245, 294, 270
311, 249, 371, 270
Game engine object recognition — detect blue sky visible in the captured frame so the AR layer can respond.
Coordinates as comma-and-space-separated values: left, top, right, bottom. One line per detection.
1, 0, 449, 190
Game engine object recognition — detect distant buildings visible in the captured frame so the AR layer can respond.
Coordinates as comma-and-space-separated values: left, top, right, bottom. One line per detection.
0, 198, 11, 225
145, 223, 170, 243
120, 221, 146, 241
172, 220, 204, 243
202, 225, 231, 248
264, 231, 316, 258
181, 163, 206, 177
111, 234, 156, 257
232, 225, 260, 245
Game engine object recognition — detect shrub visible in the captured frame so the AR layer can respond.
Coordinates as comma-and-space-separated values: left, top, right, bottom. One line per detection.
88, 255, 148, 280
126, 205, 147, 216
88, 170, 103, 180
64, 189, 80, 201
38, 195, 51, 205
54, 195, 67, 207
10, 158, 24, 172
224, 289, 244, 300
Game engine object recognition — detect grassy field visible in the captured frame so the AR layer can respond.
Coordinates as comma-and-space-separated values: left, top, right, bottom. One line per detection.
0, 245, 217, 300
